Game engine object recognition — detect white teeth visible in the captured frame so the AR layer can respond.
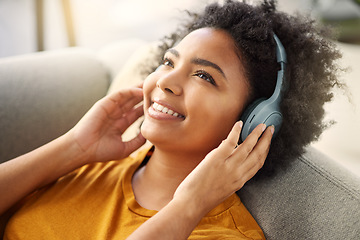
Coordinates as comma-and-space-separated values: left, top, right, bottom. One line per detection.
155, 103, 163, 111
152, 102, 183, 118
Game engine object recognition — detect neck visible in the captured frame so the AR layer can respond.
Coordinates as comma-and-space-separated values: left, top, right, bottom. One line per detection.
132, 147, 205, 211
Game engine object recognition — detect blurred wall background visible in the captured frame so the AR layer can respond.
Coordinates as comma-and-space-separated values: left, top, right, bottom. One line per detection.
1, 0, 359, 58
0, 0, 318, 58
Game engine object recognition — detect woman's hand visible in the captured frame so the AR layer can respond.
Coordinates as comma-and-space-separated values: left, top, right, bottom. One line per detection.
127, 122, 273, 240
68, 87, 146, 164
0, 87, 146, 215
174, 121, 274, 216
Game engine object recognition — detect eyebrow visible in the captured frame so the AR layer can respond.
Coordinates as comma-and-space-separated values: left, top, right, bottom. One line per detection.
165, 48, 227, 79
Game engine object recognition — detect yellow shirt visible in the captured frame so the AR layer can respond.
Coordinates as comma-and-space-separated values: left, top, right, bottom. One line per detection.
5, 148, 265, 239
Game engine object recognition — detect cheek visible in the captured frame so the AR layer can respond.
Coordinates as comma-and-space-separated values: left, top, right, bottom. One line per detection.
212, 94, 243, 119
214, 100, 242, 130
142, 74, 156, 103
212, 100, 243, 141
187, 93, 242, 134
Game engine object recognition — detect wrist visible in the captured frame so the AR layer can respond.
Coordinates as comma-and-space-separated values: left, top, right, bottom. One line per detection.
169, 196, 208, 225
61, 130, 93, 166
52, 132, 90, 173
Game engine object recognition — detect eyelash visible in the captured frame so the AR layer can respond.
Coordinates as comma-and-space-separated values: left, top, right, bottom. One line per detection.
161, 58, 174, 68
194, 70, 216, 86
160, 58, 217, 86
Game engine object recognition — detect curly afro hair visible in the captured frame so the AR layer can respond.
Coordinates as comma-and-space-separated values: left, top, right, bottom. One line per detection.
145, 0, 344, 178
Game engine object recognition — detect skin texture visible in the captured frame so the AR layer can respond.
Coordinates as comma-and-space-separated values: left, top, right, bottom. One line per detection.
134, 28, 252, 211
141, 28, 249, 156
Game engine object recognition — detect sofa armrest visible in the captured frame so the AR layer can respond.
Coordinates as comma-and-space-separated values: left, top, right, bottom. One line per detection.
238, 146, 360, 239
0, 48, 110, 163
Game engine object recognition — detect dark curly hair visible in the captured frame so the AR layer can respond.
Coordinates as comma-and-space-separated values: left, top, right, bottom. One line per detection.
145, 0, 344, 178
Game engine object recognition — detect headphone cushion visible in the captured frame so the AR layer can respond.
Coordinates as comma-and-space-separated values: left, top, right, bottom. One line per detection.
240, 98, 266, 124
240, 99, 282, 142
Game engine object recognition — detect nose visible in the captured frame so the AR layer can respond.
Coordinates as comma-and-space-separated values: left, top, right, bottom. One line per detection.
156, 72, 183, 96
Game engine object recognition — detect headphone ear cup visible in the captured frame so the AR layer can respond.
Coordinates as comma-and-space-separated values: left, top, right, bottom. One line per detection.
240, 98, 266, 124
240, 98, 266, 142
240, 98, 282, 143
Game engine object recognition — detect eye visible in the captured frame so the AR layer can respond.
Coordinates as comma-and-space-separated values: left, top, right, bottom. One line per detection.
194, 70, 217, 86
161, 57, 174, 68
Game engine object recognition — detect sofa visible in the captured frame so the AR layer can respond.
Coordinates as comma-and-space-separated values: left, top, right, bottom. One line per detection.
0, 39, 359, 239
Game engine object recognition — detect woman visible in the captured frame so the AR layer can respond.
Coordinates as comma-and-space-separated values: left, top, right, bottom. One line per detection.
0, 0, 343, 239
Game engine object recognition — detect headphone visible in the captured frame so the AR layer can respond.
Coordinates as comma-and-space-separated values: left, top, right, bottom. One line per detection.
239, 33, 287, 142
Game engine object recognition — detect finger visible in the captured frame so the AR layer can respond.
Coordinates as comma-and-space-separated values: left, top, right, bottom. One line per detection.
114, 95, 143, 118
104, 93, 143, 119
234, 123, 266, 158
108, 87, 143, 104
250, 125, 274, 156
122, 132, 146, 156
245, 125, 273, 169
134, 82, 144, 89
233, 126, 274, 189
115, 104, 144, 133
124, 104, 144, 124
104, 87, 142, 108
96, 89, 143, 117
207, 121, 243, 161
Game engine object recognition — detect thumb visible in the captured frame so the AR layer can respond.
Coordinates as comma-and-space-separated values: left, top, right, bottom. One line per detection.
122, 132, 146, 157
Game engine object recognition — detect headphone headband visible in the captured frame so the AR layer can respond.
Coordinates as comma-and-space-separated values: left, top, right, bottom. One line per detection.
239, 33, 287, 142
273, 33, 287, 64
269, 33, 287, 102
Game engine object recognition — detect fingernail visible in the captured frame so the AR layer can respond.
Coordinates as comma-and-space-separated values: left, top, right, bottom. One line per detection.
239, 120, 243, 128
262, 124, 266, 132
270, 125, 275, 134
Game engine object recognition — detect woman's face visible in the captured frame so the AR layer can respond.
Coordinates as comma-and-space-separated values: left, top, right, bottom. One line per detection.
141, 27, 250, 156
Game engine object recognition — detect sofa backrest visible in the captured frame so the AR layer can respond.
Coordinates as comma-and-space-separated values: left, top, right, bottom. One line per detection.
0, 48, 110, 163
238, 146, 360, 239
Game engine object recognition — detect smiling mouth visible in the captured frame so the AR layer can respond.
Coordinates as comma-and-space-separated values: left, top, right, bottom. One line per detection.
152, 102, 185, 118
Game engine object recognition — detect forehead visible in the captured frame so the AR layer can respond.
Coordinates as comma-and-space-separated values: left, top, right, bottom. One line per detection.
175, 27, 250, 105
175, 28, 239, 59
179, 27, 235, 47
174, 28, 245, 76
173, 28, 247, 84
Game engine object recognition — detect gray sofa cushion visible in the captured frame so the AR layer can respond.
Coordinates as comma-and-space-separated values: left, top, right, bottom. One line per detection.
238, 146, 360, 239
1, 42, 359, 240
0, 48, 110, 163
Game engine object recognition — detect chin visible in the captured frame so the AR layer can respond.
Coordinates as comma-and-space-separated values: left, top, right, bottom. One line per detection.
140, 120, 168, 146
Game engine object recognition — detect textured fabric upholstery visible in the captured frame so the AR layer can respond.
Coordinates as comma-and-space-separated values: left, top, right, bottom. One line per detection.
238, 147, 360, 239
0, 48, 110, 163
